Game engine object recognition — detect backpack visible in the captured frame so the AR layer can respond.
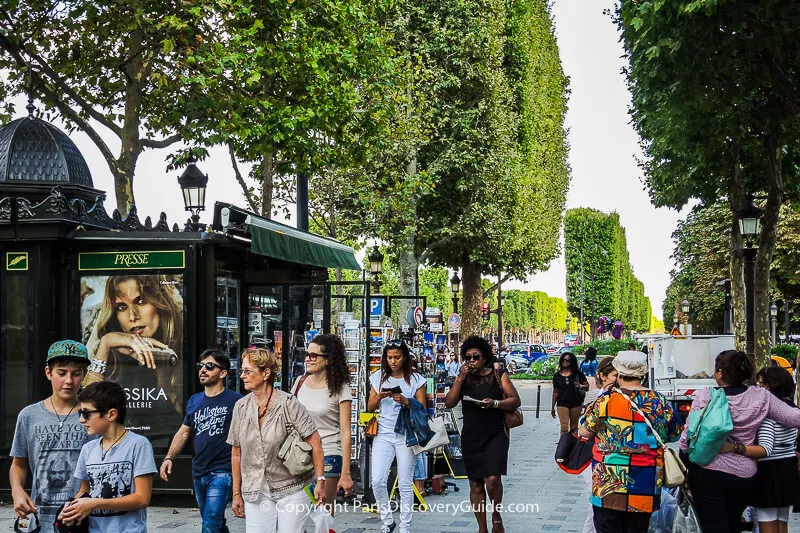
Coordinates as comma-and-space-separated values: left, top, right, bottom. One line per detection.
685, 387, 733, 466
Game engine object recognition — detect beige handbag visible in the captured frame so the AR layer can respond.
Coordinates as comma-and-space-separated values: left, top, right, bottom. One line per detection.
277, 399, 314, 476
615, 389, 687, 487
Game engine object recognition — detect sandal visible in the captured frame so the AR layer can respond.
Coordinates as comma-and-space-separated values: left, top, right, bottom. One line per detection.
492, 517, 505, 533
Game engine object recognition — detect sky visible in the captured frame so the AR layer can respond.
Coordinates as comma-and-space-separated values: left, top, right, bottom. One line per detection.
5, 0, 687, 322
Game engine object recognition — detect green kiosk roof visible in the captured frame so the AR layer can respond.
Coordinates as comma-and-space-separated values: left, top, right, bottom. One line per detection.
249, 217, 360, 271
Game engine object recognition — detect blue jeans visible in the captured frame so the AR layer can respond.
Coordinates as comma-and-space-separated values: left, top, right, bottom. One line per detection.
193, 472, 232, 533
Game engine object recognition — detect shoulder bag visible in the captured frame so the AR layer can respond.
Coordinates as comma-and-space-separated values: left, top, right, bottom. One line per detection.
614, 388, 686, 487
574, 372, 588, 404
293, 373, 309, 396
277, 396, 315, 476
494, 370, 524, 431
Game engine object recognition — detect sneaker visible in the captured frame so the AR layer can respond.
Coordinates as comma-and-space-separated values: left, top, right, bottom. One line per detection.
381, 523, 397, 533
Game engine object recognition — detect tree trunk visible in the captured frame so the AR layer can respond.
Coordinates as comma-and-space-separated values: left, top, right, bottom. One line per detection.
115, 29, 146, 216
397, 151, 418, 320
729, 159, 746, 352
753, 138, 785, 368
461, 258, 483, 338
259, 150, 276, 219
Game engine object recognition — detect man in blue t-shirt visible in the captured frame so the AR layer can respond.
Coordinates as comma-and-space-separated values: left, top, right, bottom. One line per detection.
159, 350, 242, 533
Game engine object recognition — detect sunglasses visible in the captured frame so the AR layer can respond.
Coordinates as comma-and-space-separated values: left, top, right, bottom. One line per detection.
386, 339, 406, 348
305, 351, 327, 360
239, 368, 259, 377
462, 354, 482, 362
197, 362, 223, 371
78, 408, 106, 420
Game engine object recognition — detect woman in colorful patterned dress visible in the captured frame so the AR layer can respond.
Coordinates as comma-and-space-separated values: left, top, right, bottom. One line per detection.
578, 351, 680, 533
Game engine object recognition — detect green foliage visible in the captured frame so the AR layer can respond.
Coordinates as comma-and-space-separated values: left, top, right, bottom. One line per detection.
571, 339, 631, 356
527, 356, 558, 379
496, 289, 567, 333
564, 208, 651, 333
771, 344, 797, 360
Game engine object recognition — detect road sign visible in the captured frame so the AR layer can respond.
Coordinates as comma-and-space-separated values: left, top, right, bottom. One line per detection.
670, 326, 683, 336
407, 306, 424, 327
429, 322, 443, 332
370, 297, 384, 316
448, 313, 461, 330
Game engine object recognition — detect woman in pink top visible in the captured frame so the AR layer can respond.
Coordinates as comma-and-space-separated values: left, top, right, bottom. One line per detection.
679, 350, 800, 533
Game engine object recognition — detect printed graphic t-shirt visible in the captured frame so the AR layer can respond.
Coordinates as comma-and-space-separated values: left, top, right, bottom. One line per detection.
10, 402, 93, 527
74, 431, 157, 533
294, 379, 352, 456
369, 371, 427, 437
183, 388, 243, 478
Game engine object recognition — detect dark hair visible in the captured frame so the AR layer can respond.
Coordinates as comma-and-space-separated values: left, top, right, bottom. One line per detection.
557, 351, 579, 375
715, 350, 755, 387
311, 334, 351, 396
382, 340, 413, 384
200, 349, 231, 372
584, 347, 597, 361
78, 381, 127, 424
459, 336, 494, 366
760, 366, 795, 402
597, 356, 616, 377
627, 343, 636, 351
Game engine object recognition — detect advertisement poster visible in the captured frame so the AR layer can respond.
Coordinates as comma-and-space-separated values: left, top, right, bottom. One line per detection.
80, 274, 184, 449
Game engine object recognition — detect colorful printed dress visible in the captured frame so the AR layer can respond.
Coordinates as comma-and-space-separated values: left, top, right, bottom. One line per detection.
580, 388, 680, 513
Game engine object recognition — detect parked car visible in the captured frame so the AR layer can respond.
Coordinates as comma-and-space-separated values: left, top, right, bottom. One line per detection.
504, 353, 531, 374
544, 344, 560, 354
506, 343, 548, 363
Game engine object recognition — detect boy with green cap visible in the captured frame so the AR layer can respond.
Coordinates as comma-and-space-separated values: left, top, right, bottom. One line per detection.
9, 340, 93, 530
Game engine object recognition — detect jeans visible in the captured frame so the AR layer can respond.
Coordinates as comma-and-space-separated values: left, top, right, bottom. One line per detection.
372, 431, 416, 533
194, 472, 232, 533
243, 481, 311, 533
324, 455, 343, 478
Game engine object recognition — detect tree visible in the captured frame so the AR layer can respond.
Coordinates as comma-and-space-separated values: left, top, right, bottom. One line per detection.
0, 0, 226, 214
617, 0, 800, 366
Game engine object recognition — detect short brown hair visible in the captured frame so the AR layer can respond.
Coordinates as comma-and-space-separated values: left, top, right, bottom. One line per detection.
240, 348, 280, 375
597, 356, 616, 377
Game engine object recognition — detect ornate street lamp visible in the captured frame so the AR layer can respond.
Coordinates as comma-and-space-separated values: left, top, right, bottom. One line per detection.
737, 195, 763, 355
368, 245, 384, 293
450, 273, 461, 313
770, 303, 779, 346
177, 152, 208, 231
681, 299, 690, 335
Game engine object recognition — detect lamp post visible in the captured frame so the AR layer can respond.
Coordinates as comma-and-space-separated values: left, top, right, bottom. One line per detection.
450, 273, 461, 313
770, 303, 778, 346
368, 245, 384, 294
177, 152, 208, 231
681, 299, 690, 336
737, 194, 763, 355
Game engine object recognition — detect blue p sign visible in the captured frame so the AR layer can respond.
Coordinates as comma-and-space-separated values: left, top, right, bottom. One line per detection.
370, 297, 384, 316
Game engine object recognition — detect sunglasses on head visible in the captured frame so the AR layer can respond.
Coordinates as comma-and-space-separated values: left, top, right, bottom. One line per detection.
386, 339, 406, 348
197, 362, 223, 371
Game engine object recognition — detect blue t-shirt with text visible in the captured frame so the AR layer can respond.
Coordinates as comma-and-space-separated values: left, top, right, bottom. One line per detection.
183, 388, 242, 478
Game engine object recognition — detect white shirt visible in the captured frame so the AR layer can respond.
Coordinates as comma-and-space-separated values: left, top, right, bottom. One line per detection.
369, 370, 427, 436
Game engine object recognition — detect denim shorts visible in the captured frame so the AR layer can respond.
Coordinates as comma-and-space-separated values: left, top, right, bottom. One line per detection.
324, 455, 343, 478
414, 452, 427, 480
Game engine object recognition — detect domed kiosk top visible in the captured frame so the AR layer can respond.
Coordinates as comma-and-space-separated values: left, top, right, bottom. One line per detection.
0, 116, 93, 187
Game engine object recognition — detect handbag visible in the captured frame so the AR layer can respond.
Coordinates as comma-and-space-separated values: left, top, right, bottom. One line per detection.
614, 389, 687, 488
412, 415, 449, 454
363, 413, 379, 438
554, 428, 594, 474
277, 398, 315, 476
494, 370, 524, 431
672, 486, 702, 533
14, 513, 41, 533
52, 492, 91, 533
575, 376, 587, 403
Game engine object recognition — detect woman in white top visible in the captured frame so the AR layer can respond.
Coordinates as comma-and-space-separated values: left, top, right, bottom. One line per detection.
293, 334, 354, 513
367, 339, 427, 533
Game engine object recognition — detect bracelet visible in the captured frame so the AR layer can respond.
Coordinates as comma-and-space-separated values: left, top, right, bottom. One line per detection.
494, 400, 500, 409
88, 358, 107, 375
233, 491, 242, 498
316, 476, 325, 482
163, 457, 173, 462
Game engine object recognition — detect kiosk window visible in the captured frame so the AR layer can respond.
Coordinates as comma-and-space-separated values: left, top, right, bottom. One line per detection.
1, 273, 31, 452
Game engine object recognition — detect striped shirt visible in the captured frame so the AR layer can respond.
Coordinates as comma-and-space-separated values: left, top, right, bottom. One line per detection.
756, 418, 798, 461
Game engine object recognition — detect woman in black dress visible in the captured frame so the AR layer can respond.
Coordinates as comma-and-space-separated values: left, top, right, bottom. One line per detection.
445, 336, 520, 533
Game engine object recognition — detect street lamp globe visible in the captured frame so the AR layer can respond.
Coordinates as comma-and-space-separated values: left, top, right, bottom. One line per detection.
737, 195, 763, 238
368, 245, 384, 277
770, 303, 778, 317
177, 152, 208, 217
681, 299, 690, 314
450, 273, 461, 295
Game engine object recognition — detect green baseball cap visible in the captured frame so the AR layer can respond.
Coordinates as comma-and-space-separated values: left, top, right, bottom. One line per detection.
46, 340, 90, 364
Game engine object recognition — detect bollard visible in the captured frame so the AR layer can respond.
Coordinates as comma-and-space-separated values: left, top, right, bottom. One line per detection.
536, 384, 541, 418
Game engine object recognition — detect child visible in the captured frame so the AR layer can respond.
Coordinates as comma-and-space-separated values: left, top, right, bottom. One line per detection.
10, 340, 93, 530
58, 381, 157, 533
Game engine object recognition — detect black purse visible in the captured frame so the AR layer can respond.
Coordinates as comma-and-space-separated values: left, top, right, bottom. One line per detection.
14, 513, 41, 533
53, 493, 91, 533
554, 428, 594, 474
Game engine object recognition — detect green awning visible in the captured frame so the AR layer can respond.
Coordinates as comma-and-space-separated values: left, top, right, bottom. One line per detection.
250, 221, 360, 270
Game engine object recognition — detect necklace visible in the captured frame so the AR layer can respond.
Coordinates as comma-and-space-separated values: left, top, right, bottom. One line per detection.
101, 430, 127, 461
50, 398, 78, 430
257, 387, 275, 420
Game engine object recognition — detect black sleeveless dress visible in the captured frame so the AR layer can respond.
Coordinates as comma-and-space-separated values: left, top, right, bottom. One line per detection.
460, 370, 509, 479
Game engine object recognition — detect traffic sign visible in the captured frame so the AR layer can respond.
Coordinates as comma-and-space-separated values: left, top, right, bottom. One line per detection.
370, 297, 384, 316
406, 306, 424, 327
448, 313, 461, 330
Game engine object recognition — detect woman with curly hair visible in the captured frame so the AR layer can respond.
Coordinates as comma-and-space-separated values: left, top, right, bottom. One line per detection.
293, 334, 353, 512
552, 351, 588, 435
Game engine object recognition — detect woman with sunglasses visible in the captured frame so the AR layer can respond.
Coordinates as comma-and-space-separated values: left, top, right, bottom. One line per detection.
445, 336, 520, 533
227, 348, 326, 533
292, 334, 354, 514
367, 339, 427, 533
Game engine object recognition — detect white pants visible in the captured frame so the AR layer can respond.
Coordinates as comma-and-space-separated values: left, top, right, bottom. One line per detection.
756, 506, 790, 523
581, 468, 595, 533
372, 432, 416, 533
243, 481, 311, 533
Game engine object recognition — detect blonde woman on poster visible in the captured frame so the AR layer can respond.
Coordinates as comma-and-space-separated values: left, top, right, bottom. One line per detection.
82, 275, 184, 441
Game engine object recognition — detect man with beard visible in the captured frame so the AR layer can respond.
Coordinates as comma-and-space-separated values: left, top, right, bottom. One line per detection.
160, 350, 242, 533
10, 341, 93, 529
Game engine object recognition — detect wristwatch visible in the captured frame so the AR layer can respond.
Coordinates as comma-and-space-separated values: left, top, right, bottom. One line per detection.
316, 476, 325, 482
